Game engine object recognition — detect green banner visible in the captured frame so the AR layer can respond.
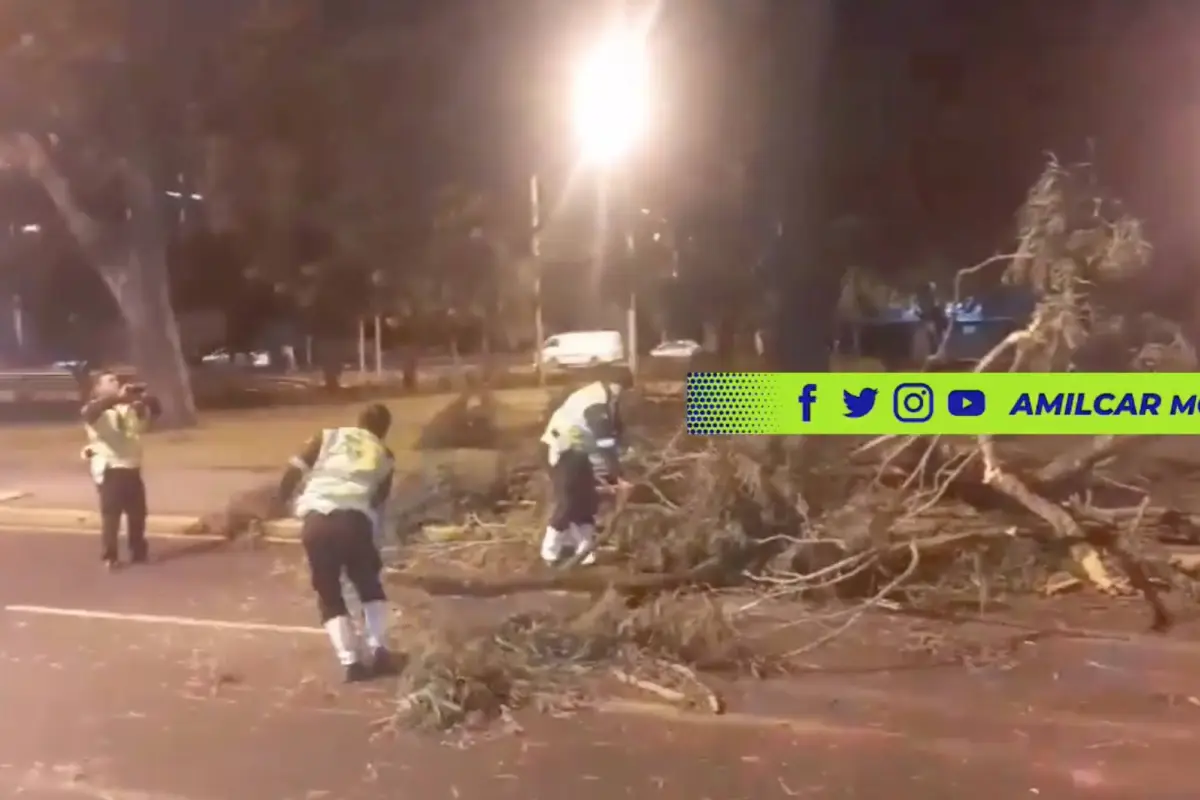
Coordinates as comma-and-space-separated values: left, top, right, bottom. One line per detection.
685, 372, 1200, 435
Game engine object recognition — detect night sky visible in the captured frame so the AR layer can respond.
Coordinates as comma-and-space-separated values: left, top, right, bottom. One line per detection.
64, 0, 1200, 270
8, 0, 1200, 334
810, 0, 1200, 266
339, 0, 1200, 273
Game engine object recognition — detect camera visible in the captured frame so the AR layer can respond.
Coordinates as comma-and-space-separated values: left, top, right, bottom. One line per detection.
122, 382, 148, 396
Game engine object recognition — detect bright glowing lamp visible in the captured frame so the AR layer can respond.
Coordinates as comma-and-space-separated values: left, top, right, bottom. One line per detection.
571, 28, 649, 166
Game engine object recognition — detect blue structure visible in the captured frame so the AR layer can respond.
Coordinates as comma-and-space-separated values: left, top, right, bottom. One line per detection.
852, 286, 1034, 368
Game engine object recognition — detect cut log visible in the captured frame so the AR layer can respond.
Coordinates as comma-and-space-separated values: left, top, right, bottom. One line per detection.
184, 481, 288, 539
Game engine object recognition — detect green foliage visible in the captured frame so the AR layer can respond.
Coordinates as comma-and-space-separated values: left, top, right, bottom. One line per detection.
201, 3, 531, 334
1007, 157, 1152, 296
996, 157, 1184, 374
836, 266, 909, 320
0, 2, 185, 219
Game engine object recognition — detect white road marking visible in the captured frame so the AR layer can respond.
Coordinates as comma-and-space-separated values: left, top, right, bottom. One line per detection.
0, 524, 301, 545
4, 604, 322, 635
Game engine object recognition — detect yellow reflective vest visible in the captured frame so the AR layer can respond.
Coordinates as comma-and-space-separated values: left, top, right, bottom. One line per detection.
541, 381, 621, 473
84, 404, 147, 481
294, 427, 394, 517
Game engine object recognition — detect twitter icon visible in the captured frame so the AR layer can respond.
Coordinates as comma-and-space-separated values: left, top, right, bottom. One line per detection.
843, 388, 878, 418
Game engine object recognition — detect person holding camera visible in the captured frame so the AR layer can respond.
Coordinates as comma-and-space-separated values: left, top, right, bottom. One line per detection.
80, 371, 161, 570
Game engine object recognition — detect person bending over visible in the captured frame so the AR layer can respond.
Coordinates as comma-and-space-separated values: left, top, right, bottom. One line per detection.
538, 368, 633, 565
81, 371, 161, 570
278, 403, 399, 683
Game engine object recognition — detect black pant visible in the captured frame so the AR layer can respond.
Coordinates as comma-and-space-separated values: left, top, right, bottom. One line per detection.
300, 509, 386, 623
548, 450, 599, 531
98, 467, 148, 562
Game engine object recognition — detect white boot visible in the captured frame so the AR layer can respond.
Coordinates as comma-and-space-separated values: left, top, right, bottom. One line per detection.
361, 600, 391, 651
540, 526, 568, 564
570, 523, 597, 566
322, 615, 360, 667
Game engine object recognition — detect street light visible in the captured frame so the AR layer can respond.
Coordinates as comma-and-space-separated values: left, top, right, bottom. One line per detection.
571, 26, 650, 167
532, 23, 652, 384
573, 24, 650, 378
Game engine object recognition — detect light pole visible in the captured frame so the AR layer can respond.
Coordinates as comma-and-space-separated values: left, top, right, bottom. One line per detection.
570, 21, 650, 380
530, 169, 639, 383
11, 292, 23, 352
530, 174, 546, 385
530, 22, 651, 383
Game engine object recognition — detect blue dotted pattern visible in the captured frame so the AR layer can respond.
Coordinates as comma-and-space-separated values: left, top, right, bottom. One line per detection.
686, 372, 776, 434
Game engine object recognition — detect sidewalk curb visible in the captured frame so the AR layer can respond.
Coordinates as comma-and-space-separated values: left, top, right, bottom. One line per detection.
0, 505, 302, 538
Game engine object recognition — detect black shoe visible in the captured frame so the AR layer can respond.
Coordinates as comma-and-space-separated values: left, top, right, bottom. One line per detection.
370, 647, 401, 677
344, 661, 371, 683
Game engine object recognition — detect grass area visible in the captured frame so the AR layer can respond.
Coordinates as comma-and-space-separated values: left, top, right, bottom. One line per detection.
0, 357, 883, 474
0, 387, 553, 472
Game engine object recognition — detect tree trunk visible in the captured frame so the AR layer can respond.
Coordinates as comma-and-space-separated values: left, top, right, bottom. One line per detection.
480, 316, 494, 384
322, 365, 343, 391
402, 346, 418, 391
716, 311, 737, 365
450, 335, 463, 386
6, 134, 198, 426
100, 254, 196, 427
770, 265, 843, 372
765, 0, 835, 373
112, 154, 196, 427
318, 338, 343, 391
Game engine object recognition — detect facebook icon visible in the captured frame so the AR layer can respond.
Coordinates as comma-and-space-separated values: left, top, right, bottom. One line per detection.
797, 383, 818, 423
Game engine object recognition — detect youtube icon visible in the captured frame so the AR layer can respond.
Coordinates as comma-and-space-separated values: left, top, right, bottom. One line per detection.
947, 389, 986, 417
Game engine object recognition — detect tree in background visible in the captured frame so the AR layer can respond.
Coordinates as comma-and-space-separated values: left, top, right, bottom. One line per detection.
0, 0, 205, 424
424, 184, 535, 364
671, 163, 757, 358
647, 0, 774, 362
201, 1, 533, 385
196, 0, 349, 379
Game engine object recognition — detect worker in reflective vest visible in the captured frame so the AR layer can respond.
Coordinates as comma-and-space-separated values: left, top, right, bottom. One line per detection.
278, 403, 399, 683
539, 369, 633, 565
80, 371, 161, 570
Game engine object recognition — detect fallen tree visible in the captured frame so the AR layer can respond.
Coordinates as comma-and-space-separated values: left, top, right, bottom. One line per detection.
181, 160, 1200, 733
377, 159, 1200, 731
861, 157, 1193, 627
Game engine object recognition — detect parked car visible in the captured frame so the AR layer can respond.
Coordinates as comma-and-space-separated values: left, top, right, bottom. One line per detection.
201, 348, 271, 368
649, 339, 703, 359
538, 330, 626, 369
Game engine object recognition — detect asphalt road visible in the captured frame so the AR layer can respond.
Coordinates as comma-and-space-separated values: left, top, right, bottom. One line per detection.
0, 529, 1176, 799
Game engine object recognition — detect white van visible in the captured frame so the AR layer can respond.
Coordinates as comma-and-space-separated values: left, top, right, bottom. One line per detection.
539, 330, 625, 369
